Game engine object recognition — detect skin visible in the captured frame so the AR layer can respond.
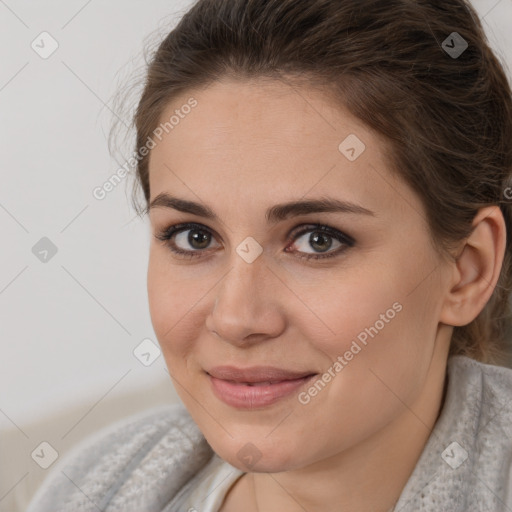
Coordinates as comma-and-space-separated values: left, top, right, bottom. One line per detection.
146, 77, 506, 512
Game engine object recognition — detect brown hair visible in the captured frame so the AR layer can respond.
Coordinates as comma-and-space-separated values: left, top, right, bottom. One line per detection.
114, 0, 512, 366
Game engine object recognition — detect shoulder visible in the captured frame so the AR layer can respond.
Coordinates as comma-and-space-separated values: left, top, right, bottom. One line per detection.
445, 357, 512, 507
26, 403, 214, 512
395, 356, 512, 511
447, 355, 512, 426
448, 356, 512, 464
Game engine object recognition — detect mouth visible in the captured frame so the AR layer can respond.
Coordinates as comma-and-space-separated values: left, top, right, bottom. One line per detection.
209, 376, 317, 386
206, 368, 318, 409
237, 380, 295, 386
206, 365, 317, 383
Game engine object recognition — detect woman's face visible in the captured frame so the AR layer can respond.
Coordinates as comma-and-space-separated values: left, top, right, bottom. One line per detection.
147, 78, 453, 472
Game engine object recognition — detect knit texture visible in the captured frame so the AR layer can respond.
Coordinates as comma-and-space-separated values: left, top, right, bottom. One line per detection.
26, 355, 512, 512
393, 355, 512, 512
25, 404, 214, 512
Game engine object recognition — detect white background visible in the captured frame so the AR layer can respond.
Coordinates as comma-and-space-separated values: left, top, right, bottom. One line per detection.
1, 0, 511, 510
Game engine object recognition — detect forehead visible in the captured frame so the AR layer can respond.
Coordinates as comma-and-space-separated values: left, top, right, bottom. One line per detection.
147, 78, 420, 222
152, 77, 376, 163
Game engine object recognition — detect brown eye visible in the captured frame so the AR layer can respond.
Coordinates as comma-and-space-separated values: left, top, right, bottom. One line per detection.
155, 223, 220, 259
285, 224, 355, 261
155, 222, 355, 261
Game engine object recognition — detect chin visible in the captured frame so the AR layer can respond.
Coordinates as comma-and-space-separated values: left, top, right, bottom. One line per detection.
208, 434, 306, 473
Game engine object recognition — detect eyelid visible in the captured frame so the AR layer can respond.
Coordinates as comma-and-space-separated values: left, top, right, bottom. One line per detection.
154, 222, 219, 243
155, 221, 355, 261
288, 223, 355, 245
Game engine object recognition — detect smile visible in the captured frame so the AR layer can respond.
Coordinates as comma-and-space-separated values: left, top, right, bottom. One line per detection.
207, 373, 317, 409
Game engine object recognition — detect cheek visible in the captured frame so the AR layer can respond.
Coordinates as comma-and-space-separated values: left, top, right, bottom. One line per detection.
295, 255, 439, 410
283, 297, 436, 467
147, 252, 171, 339
147, 249, 200, 358
293, 265, 404, 359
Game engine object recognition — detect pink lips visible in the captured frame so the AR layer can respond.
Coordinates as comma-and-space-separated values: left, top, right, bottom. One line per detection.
206, 365, 317, 409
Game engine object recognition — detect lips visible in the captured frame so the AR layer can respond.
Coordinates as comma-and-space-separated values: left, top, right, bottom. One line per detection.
206, 365, 317, 384
207, 369, 318, 409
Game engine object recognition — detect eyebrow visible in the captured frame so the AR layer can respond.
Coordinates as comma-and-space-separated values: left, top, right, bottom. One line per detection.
148, 193, 375, 223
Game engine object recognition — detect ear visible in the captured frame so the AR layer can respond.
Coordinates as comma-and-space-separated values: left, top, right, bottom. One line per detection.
439, 206, 507, 327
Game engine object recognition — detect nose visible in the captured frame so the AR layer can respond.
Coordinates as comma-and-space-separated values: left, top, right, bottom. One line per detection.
205, 252, 286, 347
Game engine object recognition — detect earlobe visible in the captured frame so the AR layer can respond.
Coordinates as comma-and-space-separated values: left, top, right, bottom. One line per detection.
439, 206, 507, 327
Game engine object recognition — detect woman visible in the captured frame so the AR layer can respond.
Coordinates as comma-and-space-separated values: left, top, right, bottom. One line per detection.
27, 0, 512, 510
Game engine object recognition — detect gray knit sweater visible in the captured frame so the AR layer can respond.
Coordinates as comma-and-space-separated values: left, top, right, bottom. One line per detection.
26, 355, 512, 512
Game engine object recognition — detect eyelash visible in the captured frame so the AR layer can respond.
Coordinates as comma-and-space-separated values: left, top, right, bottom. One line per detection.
154, 222, 355, 261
